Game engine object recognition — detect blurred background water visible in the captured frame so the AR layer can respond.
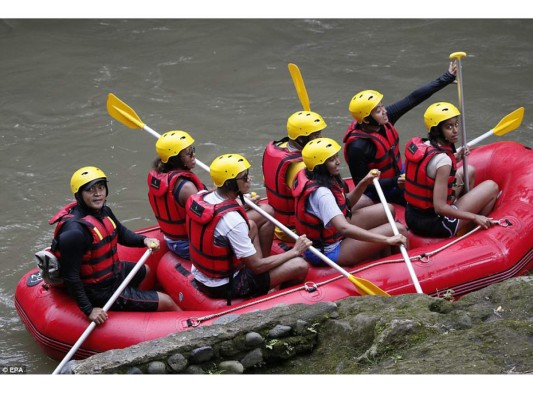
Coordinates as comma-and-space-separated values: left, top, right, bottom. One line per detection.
1, 17, 531, 375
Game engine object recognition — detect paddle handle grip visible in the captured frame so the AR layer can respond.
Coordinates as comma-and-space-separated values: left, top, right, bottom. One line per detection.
372, 177, 423, 294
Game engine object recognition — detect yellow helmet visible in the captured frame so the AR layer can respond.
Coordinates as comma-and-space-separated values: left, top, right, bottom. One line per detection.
209, 154, 251, 187
156, 130, 195, 163
348, 90, 383, 121
70, 166, 107, 195
424, 102, 461, 132
302, 138, 341, 171
287, 111, 327, 140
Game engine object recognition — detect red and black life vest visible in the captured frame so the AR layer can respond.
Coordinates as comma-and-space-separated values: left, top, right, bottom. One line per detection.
49, 201, 120, 284
147, 169, 205, 240
343, 121, 403, 178
404, 137, 456, 210
262, 139, 302, 229
186, 191, 249, 279
292, 169, 347, 248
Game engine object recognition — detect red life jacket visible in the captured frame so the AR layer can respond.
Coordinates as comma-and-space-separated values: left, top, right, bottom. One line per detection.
292, 169, 347, 248
186, 191, 249, 279
262, 139, 302, 229
147, 169, 206, 240
49, 201, 120, 284
404, 137, 457, 210
343, 121, 403, 179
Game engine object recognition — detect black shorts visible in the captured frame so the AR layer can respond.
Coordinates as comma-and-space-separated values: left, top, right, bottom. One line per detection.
405, 204, 459, 238
195, 268, 271, 299
86, 261, 159, 312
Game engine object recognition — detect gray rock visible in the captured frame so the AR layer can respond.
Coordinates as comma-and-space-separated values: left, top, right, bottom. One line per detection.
218, 360, 244, 374
147, 361, 167, 374
268, 324, 292, 338
189, 346, 214, 364
240, 348, 263, 368
167, 353, 187, 372
245, 332, 264, 347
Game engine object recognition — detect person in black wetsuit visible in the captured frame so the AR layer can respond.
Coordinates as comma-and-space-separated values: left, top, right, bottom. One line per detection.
51, 166, 180, 325
343, 61, 457, 209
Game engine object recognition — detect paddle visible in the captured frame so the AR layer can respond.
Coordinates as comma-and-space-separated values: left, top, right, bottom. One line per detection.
52, 248, 153, 374
457, 107, 525, 151
106, 93, 390, 296
449, 52, 470, 192
288, 63, 311, 111
372, 172, 423, 294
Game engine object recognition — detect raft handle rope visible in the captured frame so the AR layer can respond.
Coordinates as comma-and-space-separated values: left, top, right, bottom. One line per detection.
187, 277, 338, 327
186, 217, 511, 327
344, 217, 511, 270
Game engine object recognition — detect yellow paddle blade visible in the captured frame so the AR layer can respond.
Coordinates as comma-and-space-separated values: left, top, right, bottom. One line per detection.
348, 275, 390, 297
107, 93, 145, 130
288, 63, 311, 111
493, 107, 524, 136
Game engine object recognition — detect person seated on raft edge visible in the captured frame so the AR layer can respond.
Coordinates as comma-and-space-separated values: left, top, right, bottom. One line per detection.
292, 137, 408, 268
148, 130, 276, 260
262, 109, 327, 243
50, 166, 180, 326
185, 153, 312, 305
404, 102, 499, 238
343, 60, 458, 210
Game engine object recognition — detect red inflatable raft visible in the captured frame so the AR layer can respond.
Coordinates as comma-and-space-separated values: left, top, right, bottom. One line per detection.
15, 141, 533, 361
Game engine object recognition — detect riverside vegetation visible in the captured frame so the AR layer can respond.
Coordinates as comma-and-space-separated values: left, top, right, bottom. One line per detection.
64, 276, 533, 374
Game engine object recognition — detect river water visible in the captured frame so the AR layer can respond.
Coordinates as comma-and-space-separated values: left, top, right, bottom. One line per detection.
1, 19, 532, 377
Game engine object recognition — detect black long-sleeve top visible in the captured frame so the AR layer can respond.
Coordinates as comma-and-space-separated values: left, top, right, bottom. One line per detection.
346, 71, 456, 193
56, 204, 146, 316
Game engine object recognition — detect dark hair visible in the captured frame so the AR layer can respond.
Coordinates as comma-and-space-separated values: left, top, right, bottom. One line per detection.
152, 154, 188, 173
428, 123, 457, 153
305, 164, 349, 193
221, 179, 239, 193
294, 134, 312, 149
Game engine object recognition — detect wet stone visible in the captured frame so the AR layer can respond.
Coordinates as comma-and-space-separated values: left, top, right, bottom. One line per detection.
294, 320, 310, 335
147, 361, 167, 374
219, 340, 239, 357
268, 324, 292, 338
184, 365, 205, 374
240, 348, 263, 368
219, 360, 244, 374
167, 353, 188, 372
245, 332, 264, 347
189, 346, 214, 364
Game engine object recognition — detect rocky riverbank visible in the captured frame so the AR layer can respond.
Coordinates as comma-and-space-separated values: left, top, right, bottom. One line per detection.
64, 276, 533, 375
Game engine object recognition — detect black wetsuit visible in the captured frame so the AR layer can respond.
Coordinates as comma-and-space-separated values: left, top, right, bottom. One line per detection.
56, 203, 147, 316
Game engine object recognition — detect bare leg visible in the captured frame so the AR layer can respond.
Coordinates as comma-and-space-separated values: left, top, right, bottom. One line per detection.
351, 194, 375, 210
157, 292, 181, 311
268, 257, 308, 288
350, 203, 395, 229
246, 203, 275, 257
456, 179, 499, 233
336, 223, 408, 266
454, 164, 477, 199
